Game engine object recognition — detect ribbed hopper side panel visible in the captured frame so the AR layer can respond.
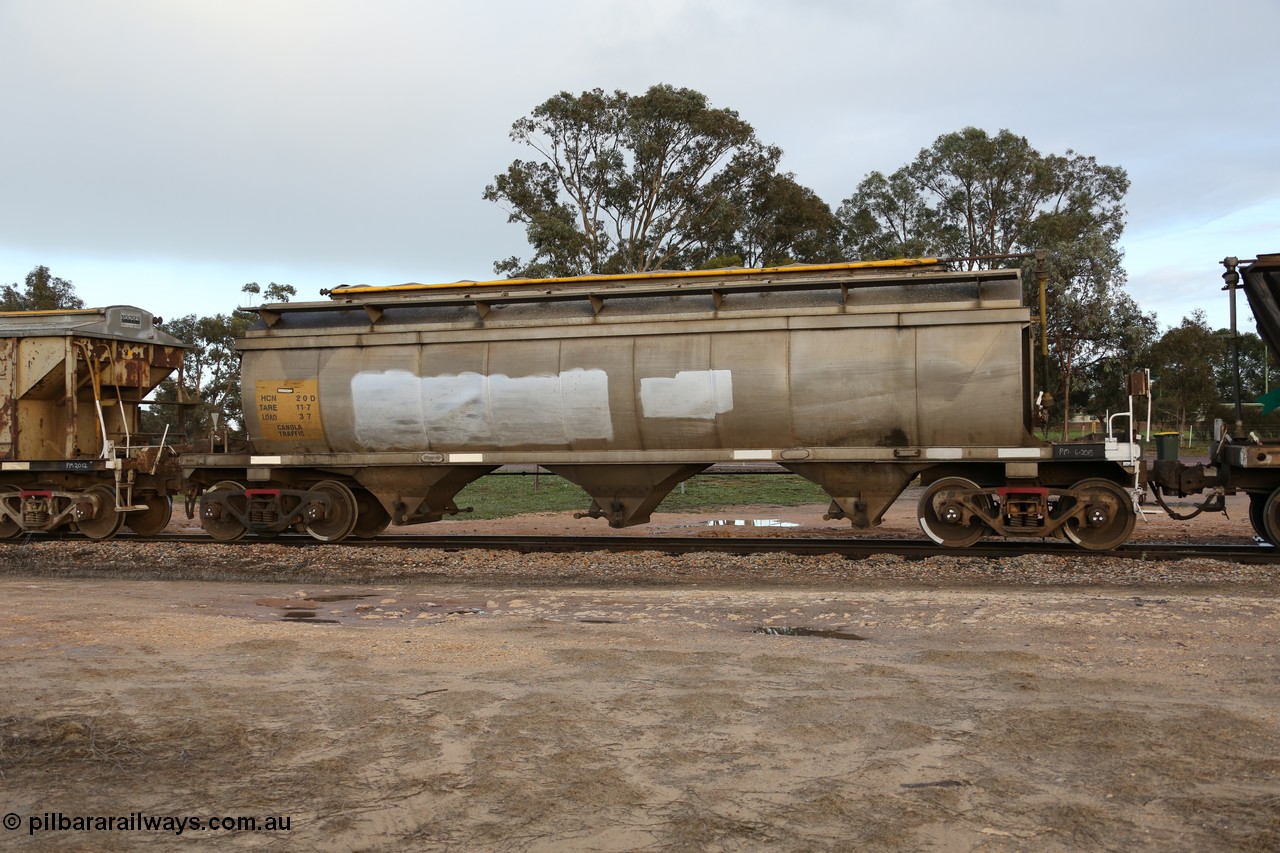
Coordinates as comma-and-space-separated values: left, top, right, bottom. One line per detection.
241, 289, 1033, 456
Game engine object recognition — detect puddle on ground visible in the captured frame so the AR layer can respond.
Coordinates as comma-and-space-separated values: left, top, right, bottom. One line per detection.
750, 626, 867, 641
253, 592, 492, 625
901, 779, 970, 789
281, 610, 339, 624
706, 519, 800, 527
254, 592, 377, 624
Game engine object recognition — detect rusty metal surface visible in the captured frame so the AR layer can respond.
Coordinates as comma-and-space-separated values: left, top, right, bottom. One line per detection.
1, 335, 186, 461
0, 337, 15, 458
0, 306, 189, 536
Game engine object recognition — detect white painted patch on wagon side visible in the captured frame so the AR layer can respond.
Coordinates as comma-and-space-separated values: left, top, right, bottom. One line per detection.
997, 447, 1042, 459
350, 369, 613, 449
640, 369, 733, 419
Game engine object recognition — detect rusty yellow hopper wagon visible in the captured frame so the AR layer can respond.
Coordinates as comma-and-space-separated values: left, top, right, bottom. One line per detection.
0, 306, 186, 538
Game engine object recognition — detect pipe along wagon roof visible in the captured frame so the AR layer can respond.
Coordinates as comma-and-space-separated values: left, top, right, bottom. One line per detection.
321, 257, 943, 298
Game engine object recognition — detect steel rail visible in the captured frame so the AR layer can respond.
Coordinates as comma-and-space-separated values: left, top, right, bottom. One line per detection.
81, 533, 1280, 564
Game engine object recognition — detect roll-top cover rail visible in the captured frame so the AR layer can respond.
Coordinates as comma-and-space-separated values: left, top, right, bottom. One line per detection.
245, 259, 1023, 330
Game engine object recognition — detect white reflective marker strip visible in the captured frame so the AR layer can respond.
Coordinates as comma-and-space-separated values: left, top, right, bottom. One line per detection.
925, 448, 963, 460
449, 453, 485, 463
732, 450, 773, 461
1, 462, 30, 470
250, 456, 284, 465
997, 448, 1042, 459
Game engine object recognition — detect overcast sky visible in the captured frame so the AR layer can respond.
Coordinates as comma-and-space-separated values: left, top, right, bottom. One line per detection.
1, 0, 1276, 332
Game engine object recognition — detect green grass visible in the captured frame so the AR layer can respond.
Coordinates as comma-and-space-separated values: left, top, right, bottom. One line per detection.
455, 472, 830, 520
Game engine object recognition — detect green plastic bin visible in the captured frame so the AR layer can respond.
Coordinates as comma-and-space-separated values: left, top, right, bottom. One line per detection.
1154, 432, 1180, 462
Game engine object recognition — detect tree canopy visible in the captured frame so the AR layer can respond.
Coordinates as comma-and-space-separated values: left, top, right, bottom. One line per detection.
484, 85, 838, 277
1, 266, 85, 311
1150, 311, 1224, 432
1216, 330, 1269, 403
837, 128, 1130, 265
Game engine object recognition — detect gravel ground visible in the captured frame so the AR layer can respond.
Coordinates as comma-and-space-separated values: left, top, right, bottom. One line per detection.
2, 539, 1278, 591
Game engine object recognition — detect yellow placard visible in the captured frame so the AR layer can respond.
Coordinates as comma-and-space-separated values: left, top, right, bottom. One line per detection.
255, 379, 325, 441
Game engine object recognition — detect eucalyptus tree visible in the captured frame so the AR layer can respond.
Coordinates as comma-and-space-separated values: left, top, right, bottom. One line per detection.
1151, 311, 1224, 433
485, 84, 836, 276
1, 265, 84, 310
1214, 329, 1268, 403
698, 170, 841, 268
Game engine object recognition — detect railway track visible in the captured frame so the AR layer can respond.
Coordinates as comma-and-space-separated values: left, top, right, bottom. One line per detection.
94, 533, 1280, 564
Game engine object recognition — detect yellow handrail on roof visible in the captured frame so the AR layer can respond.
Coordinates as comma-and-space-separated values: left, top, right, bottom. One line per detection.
327, 258, 940, 297
0, 308, 102, 318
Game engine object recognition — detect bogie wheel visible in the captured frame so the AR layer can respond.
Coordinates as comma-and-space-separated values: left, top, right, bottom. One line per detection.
351, 489, 391, 539
918, 477, 987, 548
202, 480, 248, 542
304, 480, 358, 543
0, 486, 21, 539
77, 485, 125, 540
126, 494, 173, 536
1063, 478, 1136, 551
1258, 490, 1280, 547
1244, 489, 1274, 540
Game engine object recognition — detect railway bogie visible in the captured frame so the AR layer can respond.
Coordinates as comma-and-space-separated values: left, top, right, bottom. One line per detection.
913, 470, 1140, 551
190, 468, 403, 542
